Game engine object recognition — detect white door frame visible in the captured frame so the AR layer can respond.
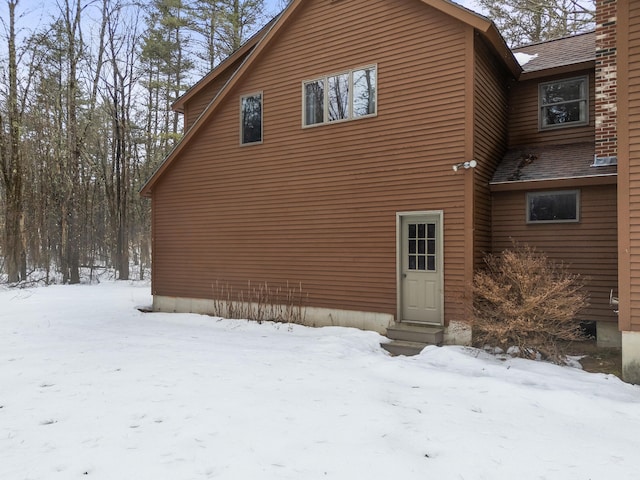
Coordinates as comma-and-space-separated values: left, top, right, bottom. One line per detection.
396, 210, 444, 326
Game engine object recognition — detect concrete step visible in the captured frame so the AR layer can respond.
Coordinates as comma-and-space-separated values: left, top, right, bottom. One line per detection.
381, 340, 428, 356
385, 324, 444, 345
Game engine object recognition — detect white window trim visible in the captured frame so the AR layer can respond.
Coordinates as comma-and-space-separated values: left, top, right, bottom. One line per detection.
526, 189, 581, 224
240, 91, 263, 146
538, 75, 589, 131
302, 64, 377, 128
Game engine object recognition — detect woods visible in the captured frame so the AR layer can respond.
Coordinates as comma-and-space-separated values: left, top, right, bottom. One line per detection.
0, 0, 267, 283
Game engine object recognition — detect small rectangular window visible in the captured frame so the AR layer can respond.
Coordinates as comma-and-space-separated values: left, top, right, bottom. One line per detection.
303, 65, 377, 127
527, 190, 580, 223
304, 80, 324, 126
539, 76, 588, 130
353, 67, 376, 117
328, 73, 349, 122
241, 93, 262, 144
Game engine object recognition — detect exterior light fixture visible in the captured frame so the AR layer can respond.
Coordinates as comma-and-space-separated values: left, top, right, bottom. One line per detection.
452, 160, 477, 172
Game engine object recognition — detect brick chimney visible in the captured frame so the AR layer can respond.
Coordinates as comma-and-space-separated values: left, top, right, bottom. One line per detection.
594, 0, 617, 165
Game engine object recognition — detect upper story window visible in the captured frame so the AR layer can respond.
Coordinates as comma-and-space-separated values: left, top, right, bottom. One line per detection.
303, 65, 377, 127
527, 190, 580, 223
241, 92, 262, 144
539, 76, 588, 130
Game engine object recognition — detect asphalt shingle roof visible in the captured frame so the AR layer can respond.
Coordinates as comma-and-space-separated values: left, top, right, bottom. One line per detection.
491, 142, 617, 184
513, 31, 595, 73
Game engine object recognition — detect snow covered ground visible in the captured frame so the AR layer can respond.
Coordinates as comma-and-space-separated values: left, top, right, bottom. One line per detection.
1, 281, 639, 480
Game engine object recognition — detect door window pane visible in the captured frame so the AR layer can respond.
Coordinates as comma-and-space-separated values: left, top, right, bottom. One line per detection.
407, 222, 437, 272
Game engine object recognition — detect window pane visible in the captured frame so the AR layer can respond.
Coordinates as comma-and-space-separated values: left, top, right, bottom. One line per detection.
427, 239, 435, 255
542, 101, 584, 126
418, 240, 425, 254
528, 191, 578, 222
427, 223, 435, 238
427, 256, 435, 271
408, 224, 416, 238
541, 79, 584, 105
418, 224, 425, 238
304, 80, 324, 125
353, 67, 376, 117
328, 73, 349, 121
241, 94, 262, 144
409, 256, 416, 270
409, 240, 416, 254
418, 256, 426, 270
540, 77, 587, 127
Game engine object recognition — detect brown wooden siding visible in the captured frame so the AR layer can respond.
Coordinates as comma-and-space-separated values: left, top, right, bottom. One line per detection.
473, 35, 510, 267
507, 70, 595, 148
184, 55, 247, 130
152, 0, 473, 323
492, 184, 618, 323
625, 0, 640, 330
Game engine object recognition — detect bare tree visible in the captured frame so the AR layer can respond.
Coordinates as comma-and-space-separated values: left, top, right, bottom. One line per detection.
0, 0, 26, 282
476, 0, 594, 47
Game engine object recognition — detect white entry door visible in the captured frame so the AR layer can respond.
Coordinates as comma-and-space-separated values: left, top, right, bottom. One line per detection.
400, 213, 443, 324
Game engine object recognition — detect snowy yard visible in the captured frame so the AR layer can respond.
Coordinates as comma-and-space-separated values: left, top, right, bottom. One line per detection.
1, 282, 639, 480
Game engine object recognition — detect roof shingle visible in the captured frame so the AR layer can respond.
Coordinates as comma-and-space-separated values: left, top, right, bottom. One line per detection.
513, 31, 595, 73
491, 142, 616, 184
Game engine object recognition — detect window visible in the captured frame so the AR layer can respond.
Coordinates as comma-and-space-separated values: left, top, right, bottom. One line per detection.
539, 76, 588, 129
241, 93, 262, 144
527, 190, 580, 223
303, 65, 376, 126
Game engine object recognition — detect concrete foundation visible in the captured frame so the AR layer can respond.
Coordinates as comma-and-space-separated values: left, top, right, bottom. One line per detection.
443, 320, 472, 346
596, 321, 622, 348
622, 331, 640, 384
153, 295, 395, 334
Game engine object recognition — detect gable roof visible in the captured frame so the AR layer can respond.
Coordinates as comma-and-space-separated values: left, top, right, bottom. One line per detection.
513, 31, 595, 80
172, 16, 278, 114
140, 0, 519, 197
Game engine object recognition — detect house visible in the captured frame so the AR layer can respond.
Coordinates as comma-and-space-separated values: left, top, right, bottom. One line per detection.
140, 0, 640, 382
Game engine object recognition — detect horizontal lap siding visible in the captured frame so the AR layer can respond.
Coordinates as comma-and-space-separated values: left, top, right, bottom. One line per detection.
474, 36, 509, 267
152, 0, 470, 320
628, 1, 640, 329
508, 71, 595, 147
492, 185, 618, 323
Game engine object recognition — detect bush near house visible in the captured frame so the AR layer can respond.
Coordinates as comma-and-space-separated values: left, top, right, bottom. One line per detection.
471, 244, 589, 363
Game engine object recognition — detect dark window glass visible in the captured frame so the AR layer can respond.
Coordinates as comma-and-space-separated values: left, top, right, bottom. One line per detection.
418, 256, 426, 270
527, 191, 579, 222
418, 240, 425, 254
408, 224, 416, 238
241, 94, 262, 144
540, 77, 587, 128
304, 81, 324, 125
409, 256, 416, 270
427, 256, 435, 271
409, 240, 416, 254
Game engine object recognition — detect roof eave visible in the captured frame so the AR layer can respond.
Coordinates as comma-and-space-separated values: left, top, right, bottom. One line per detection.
518, 60, 595, 81
490, 172, 617, 191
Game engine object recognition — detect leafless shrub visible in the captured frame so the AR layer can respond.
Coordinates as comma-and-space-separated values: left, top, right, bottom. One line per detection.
211, 280, 308, 325
471, 244, 588, 363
